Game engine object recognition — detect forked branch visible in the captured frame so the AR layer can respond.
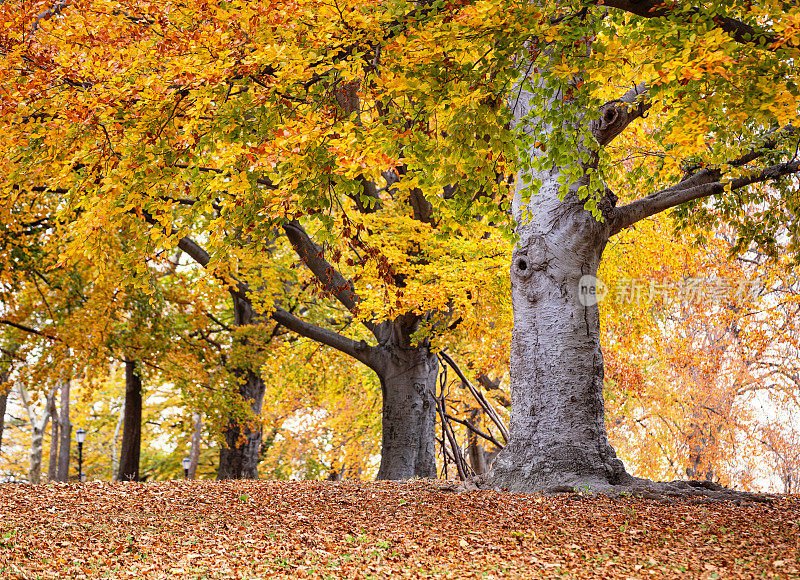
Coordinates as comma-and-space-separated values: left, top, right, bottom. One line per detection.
283, 220, 382, 339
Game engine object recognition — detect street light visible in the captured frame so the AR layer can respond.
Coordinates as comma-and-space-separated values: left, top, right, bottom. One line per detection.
182, 457, 191, 479
75, 428, 86, 482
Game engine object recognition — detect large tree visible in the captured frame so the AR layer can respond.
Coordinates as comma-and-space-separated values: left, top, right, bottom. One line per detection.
481, 1, 800, 493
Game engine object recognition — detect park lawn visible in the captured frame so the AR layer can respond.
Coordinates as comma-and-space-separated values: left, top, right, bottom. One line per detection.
0, 479, 797, 579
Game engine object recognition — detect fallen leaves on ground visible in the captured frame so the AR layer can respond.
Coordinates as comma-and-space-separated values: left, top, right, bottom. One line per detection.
0, 480, 797, 578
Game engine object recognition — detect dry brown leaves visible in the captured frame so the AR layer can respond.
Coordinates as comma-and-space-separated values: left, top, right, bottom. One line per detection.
0, 480, 797, 579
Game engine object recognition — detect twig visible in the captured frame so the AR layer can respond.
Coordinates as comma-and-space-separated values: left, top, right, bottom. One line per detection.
439, 350, 510, 443
444, 413, 505, 450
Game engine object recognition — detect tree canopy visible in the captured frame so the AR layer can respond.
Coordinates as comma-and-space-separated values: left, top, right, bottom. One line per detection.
0, 0, 798, 490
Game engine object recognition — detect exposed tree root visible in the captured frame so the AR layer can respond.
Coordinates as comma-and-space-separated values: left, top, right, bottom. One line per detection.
611, 478, 777, 505
441, 475, 777, 505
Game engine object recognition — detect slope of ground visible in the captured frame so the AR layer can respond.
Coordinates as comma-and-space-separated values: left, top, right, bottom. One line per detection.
0, 480, 797, 578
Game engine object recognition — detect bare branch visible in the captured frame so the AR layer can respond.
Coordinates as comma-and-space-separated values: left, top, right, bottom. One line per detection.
439, 350, 510, 443
432, 390, 471, 480
444, 413, 505, 450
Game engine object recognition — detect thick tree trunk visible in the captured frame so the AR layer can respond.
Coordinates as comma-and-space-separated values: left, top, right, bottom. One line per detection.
482, 85, 633, 491
188, 412, 202, 479
471, 59, 640, 493
374, 346, 438, 480
278, 218, 438, 481
56, 380, 71, 482
485, 185, 629, 491
117, 361, 143, 481
217, 294, 266, 480
363, 313, 439, 481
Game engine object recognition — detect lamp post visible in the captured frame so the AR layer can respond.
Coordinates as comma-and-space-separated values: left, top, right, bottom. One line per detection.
182, 457, 191, 479
75, 428, 86, 482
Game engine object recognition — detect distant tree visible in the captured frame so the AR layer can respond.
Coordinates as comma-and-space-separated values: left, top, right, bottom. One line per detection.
116, 361, 142, 481
600, 222, 800, 489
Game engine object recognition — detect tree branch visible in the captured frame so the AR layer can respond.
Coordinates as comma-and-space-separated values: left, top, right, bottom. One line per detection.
282, 220, 383, 340
177, 236, 211, 268
439, 351, 510, 443
444, 412, 505, 450
599, 1, 782, 49
271, 307, 376, 368
174, 230, 375, 366
610, 156, 800, 235
0, 320, 59, 342
591, 82, 650, 147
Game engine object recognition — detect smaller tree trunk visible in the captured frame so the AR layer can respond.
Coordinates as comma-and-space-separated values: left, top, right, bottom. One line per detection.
188, 412, 202, 479
218, 292, 267, 480
0, 347, 18, 455
47, 391, 59, 481
467, 408, 489, 475
29, 417, 47, 484
56, 380, 71, 482
18, 386, 52, 484
117, 360, 142, 481
0, 385, 8, 455
111, 399, 125, 480
218, 370, 264, 480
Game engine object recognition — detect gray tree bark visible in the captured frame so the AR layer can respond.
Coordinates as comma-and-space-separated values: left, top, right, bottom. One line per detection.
56, 380, 71, 482
111, 398, 124, 480
0, 347, 18, 455
188, 412, 202, 479
373, 339, 438, 480
217, 369, 264, 479
467, 409, 490, 475
117, 361, 142, 481
276, 222, 439, 481
274, 307, 439, 481
0, 385, 7, 456
478, 35, 768, 494
480, 72, 641, 493
47, 392, 59, 481
19, 386, 54, 485
483, 180, 630, 492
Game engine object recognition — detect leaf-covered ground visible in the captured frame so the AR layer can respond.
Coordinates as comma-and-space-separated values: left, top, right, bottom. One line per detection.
0, 480, 797, 579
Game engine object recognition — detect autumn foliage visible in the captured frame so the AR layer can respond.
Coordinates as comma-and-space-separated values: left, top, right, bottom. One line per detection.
0, 480, 798, 579
0, 0, 798, 496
